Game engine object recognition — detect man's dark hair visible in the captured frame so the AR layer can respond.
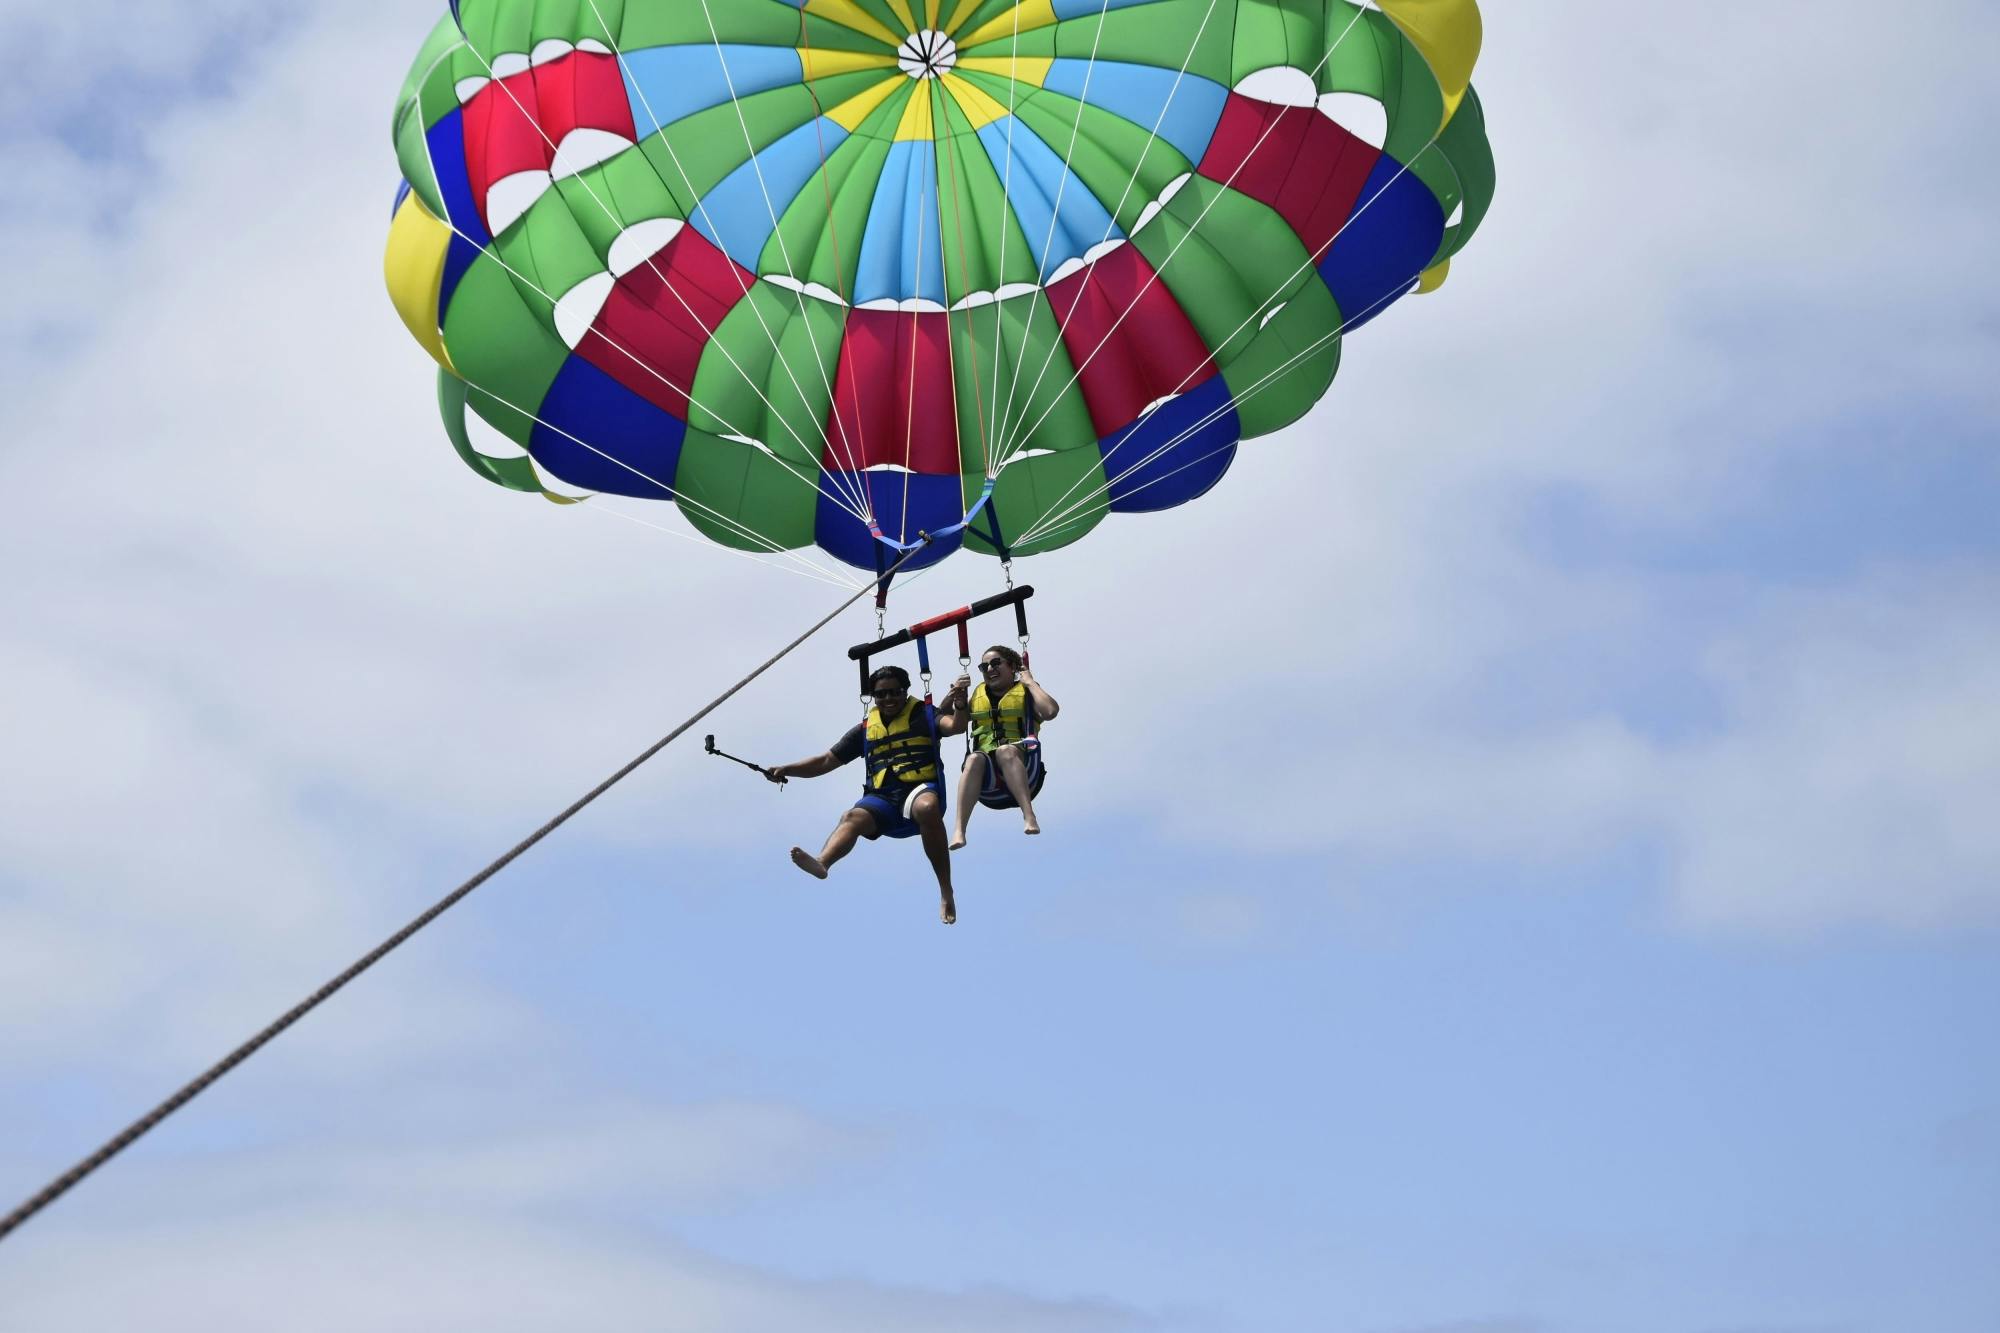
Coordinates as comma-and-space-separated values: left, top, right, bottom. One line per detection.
868, 664, 912, 691
980, 645, 1023, 671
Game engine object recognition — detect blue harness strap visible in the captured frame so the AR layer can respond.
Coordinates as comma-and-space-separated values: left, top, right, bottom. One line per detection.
866, 477, 999, 554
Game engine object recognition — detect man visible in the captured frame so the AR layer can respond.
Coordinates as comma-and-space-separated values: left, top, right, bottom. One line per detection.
949, 645, 1059, 850
767, 665, 969, 924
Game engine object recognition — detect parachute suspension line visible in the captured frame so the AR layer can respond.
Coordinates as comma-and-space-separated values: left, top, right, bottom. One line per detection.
797, 14, 877, 508
1000, 83, 1432, 535
989, 0, 1117, 461
401, 158, 869, 531
984, 0, 1025, 475
582, 1, 853, 478
895, 138, 936, 552
1017, 115, 1468, 546
995, 2, 1375, 472
1022, 272, 1429, 546
1018, 271, 1428, 547
456, 375, 861, 587
1009, 131, 1447, 548
992, 0, 1225, 462
581, 501, 859, 590
0, 540, 927, 1246
1067, 0, 1222, 278
406, 74, 873, 529
692, 0, 875, 503
571, 3, 875, 523
397, 165, 865, 536
579, 9, 871, 522
935, 78, 995, 483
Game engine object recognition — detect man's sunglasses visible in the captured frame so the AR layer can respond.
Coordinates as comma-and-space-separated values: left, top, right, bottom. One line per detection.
871, 686, 907, 699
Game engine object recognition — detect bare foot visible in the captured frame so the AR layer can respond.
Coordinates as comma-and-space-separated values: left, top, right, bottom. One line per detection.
948, 833, 967, 851
940, 893, 957, 925
1023, 819, 1040, 835
789, 847, 828, 880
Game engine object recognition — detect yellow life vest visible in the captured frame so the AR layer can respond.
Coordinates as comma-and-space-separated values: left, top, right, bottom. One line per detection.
863, 697, 940, 791
970, 681, 1037, 753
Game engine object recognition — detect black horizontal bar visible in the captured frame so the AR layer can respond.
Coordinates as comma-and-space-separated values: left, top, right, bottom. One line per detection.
847, 585, 1034, 660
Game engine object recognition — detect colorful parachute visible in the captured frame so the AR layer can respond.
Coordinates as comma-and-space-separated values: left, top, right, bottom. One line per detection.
386, 0, 1494, 572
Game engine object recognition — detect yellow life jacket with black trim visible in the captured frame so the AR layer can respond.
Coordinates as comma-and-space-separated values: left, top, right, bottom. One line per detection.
970, 681, 1037, 753
862, 697, 941, 791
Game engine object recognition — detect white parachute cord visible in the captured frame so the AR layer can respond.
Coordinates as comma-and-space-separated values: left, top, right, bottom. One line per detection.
982, 0, 1025, 474
577, 0, 873, 514
1014, 269, 1426, 547
991, 0, 1226, 460
1005, 131, 1443, 545
462, 4, 866, 522
455, 373, 864, 587
987, 0, 1115, 462
689, 0, 876, 498
402, 86, 875, 528
581, 501, 862, 590
996, 2, 1376, 472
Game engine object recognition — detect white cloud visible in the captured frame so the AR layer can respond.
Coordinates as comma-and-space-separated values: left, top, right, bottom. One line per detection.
1053, 519, 2000, 934
103, 1097, 888, 1216
1660, 574, 2000, 931
3, 1205, 1145, 1333
1, 1093, 1143, 1333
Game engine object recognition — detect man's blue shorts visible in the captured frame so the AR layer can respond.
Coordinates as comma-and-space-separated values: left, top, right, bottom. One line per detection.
967, 741, 1046, 810
854, 781, 945, 840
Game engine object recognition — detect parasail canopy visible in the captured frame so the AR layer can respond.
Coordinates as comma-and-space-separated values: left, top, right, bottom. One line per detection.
386, 0, 1495, 572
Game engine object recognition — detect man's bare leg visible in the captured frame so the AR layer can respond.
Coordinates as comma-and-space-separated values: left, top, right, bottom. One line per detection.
910, 791, 956, 924
993, 745, 1040, 835
792, 808, 873, 879
950, 754, 987, 850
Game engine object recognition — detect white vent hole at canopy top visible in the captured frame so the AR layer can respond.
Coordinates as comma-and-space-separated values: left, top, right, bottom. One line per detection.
897, 31, 957, 80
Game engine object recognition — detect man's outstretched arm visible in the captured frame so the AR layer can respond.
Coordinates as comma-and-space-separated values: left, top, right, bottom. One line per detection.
768, 750, 843, 783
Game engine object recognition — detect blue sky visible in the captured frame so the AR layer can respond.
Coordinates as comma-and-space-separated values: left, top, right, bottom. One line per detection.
2, 2, 1998, 1330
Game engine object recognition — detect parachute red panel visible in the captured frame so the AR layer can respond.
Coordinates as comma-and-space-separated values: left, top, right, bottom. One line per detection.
829, 310, 964, 477
1197, 95, 1382, 261
1046, 245, 1214, 440
577, 230, 753, 420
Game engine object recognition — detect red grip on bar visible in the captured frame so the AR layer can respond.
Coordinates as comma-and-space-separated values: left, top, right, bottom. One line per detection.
909, 604, 973, 638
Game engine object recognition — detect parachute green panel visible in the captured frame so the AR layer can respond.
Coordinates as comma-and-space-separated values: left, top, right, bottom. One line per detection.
386, 0, 1494, 570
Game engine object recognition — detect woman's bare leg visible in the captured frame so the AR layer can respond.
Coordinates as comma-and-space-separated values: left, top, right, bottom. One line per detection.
993, 745, 1040, 835
951, 755, 987, 850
